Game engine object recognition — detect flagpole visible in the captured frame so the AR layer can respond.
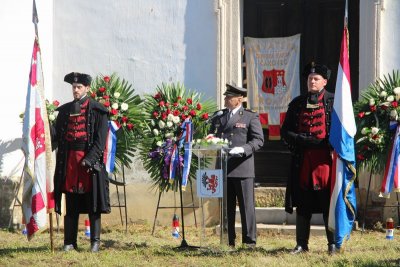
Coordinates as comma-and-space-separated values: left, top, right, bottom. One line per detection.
49, 213, 54, 252
32, 0, 39, 37
344, 0, 348, 28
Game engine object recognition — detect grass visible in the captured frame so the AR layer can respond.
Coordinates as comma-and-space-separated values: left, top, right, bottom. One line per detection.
0, 224, 400, 267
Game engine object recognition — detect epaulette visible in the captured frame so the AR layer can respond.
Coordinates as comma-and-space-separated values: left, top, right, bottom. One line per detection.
244, 108, 256, 113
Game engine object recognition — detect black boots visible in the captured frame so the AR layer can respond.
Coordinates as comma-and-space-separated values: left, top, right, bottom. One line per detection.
324, 213, 336, 255
89, 214, 101, 253
63, 214, 101, 252
292, 213, 311, 254
63, 215, 79, 251
291, 245, 309, 254
328, 244, 337, 255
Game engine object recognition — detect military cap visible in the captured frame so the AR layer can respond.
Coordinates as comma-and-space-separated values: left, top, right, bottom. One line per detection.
224, 83, 247, 97
64, 72, 92, 86
302, 62, 331, 80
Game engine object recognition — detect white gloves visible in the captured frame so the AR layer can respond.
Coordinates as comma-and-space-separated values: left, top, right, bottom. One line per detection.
229, 146, 244, 156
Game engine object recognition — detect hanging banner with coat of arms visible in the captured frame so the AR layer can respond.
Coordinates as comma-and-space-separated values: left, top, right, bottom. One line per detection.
245, 34, 300, 140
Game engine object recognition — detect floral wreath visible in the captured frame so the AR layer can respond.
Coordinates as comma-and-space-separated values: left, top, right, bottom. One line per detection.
139, 83, 217, 192
90, 73, 143, 173
354, 71, 400, 174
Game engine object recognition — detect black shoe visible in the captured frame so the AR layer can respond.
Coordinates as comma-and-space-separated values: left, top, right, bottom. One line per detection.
328, 244, 337, 255
244, 243, 256, 250
290, 245, 309, 254
63, 244, 77, 252
91, 241, 100, 252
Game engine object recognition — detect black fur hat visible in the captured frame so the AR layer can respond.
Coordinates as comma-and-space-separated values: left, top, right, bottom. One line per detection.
302, 62, 331, 80
64, 72, 92, 86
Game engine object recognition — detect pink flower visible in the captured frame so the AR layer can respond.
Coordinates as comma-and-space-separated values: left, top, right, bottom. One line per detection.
201, 113, 209, 120
189, 110, 196, 116
196, 103, 202, 110
173, 102, 179, 107
99, 87, 106, 93
182, 106, 189, 111
159, 101, 165, 107
110, 109, 118, 115
370, 105, 376, 112
186, 98, 193, 105
154, 93, 162, 100
357, 112, 365, 118
103, 101, 110, 107
392, 101, 398, 108
103, 76, 111, 83
153, 111, 159, 118
90, 92, 96, 98
53, 100, 60, 107
103, 95, 109, 99
173, 110, 180, 116
127, 123, 134, 130
161, 113, 167, 120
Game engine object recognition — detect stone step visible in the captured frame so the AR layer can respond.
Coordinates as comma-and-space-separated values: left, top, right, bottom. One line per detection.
254, 187, 286, 207
236, 207, 324, 225
215, 223, 326, 236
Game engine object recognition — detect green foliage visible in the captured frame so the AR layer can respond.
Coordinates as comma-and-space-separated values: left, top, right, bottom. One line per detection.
139, 83, 217, 193
354, 71, 400, 174
90, 73, 144, 173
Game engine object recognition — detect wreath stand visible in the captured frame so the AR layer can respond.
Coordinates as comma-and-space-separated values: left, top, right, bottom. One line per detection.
151, 176, 199, 249
8, 171, 23, 229
362, 172, 400, 232
107, 165, 128, 234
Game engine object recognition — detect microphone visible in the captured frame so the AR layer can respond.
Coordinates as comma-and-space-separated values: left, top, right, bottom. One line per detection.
205, 110, 224, 123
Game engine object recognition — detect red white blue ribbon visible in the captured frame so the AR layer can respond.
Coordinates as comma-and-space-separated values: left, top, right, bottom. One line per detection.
380, 122, 400, 198
169, 143, 179, 182
169, 118, 193, 190
104, 121, 120, 173
181, 119, 193, 189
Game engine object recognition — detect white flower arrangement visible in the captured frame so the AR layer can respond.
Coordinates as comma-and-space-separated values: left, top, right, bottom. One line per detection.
193, 134, 229, 149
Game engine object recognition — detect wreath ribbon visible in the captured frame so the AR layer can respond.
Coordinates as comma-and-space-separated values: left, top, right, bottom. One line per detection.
169, 118, 193, 190
380, 122, 400, 198
104, 121, 120, 173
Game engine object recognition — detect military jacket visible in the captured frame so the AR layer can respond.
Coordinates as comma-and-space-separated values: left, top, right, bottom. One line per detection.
209, 106, 264, 178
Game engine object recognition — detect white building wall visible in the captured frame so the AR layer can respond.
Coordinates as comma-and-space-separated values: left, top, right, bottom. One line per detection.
0, 0, 53, 179
379, 0, 400, 76
53, 0, 217, 102
0, 0, 217, 179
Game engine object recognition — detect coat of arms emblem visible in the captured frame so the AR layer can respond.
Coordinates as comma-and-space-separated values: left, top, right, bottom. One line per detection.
262, 69, 287, 95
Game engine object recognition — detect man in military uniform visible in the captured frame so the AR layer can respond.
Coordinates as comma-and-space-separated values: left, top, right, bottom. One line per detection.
52, 72, 110, 252
281, 62, 336, 254
209, 84, 264, 248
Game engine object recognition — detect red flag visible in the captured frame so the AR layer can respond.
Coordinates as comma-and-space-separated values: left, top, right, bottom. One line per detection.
21, 37, 54, 240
